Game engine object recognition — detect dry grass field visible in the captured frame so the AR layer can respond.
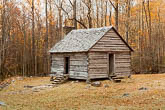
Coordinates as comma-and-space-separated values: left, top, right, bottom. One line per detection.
1, 74, 165, 110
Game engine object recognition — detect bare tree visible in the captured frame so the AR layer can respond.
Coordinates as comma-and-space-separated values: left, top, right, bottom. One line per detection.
126, 0, 131, 43
105, 1, 108, 26
57, 0, 87, 28
73, 0, 77, 29
109, 0, 119, 30
82, 0, 92, 28
31, 0, 36, 75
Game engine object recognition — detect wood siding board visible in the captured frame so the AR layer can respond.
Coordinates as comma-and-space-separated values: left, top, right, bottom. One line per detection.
88, 52, 108, 79
90, 49, 130, 52
89, 29, 131, 52
114, 54, 116, 74
89, 75, 108, 79
51, 53, 88, 79
114, 52, 131, 76
91, 47, 129, 50
111, 28, 133, 51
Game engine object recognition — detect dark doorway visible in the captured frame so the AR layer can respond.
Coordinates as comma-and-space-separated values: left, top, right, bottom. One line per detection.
109, 54, 114, 75
64, 57, 70, 74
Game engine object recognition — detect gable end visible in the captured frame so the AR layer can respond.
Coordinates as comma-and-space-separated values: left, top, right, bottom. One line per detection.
89, 27, 133, 52
111, 28, 133, 51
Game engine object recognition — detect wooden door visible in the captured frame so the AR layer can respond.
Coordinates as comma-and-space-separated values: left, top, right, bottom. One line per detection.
64, 57, 70, 74
108, 54, 114, 75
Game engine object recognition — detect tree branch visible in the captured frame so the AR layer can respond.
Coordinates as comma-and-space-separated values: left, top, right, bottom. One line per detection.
72, 18, 87, 29
109, 0, 116, 10
68, 0, 73, 7
60, 4, 87, 29
82, 0, 90, 9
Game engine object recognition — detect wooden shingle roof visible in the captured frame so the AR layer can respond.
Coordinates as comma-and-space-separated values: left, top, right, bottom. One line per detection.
49, 26, 133, 53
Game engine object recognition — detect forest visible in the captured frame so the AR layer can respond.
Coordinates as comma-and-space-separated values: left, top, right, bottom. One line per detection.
0, 0, 165, 80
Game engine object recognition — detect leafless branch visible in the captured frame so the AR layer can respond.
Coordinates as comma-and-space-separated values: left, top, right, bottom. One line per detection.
68, 0, 73, 7
109, 0, 116, 10
61, 7, 87, 28
82, 0, 90, 9
59, 2, 87, 29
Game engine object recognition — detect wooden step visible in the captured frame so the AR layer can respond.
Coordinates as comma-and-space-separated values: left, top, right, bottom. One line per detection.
117, 77, 125, 79
64, 76, 69, 79
51, 74, 69, 84
112, 77, 125, 79
63, 74, 69, 77
109, 75, 117, 77
53, 79, 60, 82
56, 77, 64, 80
63, 76, 69, 79
52, 82, 59, 84
113, 79, 121, 83
56, 76, 63, 78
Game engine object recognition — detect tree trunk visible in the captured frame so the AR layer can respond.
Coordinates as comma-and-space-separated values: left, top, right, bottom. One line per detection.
96, 0, 99, 27
87, 0, 92, 28
147, 0, 152, 46
115, 0, 119, 30
105, 1, 108, 26
23, 9, 27, 77
45, 0, 49, 74
73, 0, 77, 29
101, 1, 104, 27
32, 0, 36, 75
126, 0, 130, 43
59, 1, 63, 39
109, 5, 112, 26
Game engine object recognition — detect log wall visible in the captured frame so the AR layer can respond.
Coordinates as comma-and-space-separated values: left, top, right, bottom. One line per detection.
88, 28, 131, 78
88, 52, 108, 79
88, 52, 131, 79
90, 29, 130, 52
115, 52, 131, 76
51, 53, 88, 79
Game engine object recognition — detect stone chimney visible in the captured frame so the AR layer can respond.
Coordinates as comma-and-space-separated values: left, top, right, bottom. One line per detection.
63, 26, 75, 35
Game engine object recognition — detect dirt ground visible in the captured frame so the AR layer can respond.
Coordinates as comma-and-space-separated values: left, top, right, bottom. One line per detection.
1, 74, 165, 110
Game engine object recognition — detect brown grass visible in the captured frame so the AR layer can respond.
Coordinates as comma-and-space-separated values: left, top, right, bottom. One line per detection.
1, 74, 165, 110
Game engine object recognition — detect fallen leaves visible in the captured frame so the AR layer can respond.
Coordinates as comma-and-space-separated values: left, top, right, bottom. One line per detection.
1, 74, 165, 109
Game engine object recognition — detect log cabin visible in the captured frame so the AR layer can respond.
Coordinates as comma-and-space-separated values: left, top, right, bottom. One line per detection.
49, 26, 133, 80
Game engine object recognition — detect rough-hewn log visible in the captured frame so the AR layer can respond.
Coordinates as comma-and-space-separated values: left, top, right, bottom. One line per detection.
90, 29, 130, 52
51, 53, 88, 79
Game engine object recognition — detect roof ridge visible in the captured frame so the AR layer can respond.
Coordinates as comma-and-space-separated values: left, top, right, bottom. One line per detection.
71, 26, 113, 32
